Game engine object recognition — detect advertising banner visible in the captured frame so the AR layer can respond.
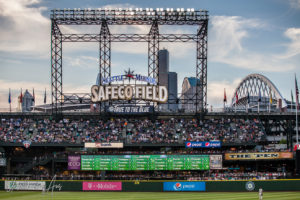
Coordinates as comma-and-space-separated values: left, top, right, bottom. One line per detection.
163, 182, 206, 191
82, 182, 122, 191
105, 105, 154, 114
225, 152, 293, 160
185, 141, 221, 148
0, 158, 6, 166
68, 155, 81, 170
5, 181, 45, 191
210, 155, 223, 169
84, 142, 124, 148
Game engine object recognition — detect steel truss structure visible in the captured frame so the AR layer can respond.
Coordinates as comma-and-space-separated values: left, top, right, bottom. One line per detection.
51, 8, 209, 114
231, 74, 287, 110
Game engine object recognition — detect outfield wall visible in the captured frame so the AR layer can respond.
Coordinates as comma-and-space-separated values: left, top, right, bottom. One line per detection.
0, 180, 300, 192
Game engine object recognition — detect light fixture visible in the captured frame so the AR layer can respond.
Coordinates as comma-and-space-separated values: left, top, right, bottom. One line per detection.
176, 8, 180, 12
191, 8, 194, 12
181, 8, 184, 12
166, 8, 170, 12
150, 8, 153, 11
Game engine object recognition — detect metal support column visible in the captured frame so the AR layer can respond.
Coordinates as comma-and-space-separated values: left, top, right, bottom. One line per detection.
196, 20, 208, 113
99, 20, 111, 111
51, 21, 63, 115
148, 21, 159, 82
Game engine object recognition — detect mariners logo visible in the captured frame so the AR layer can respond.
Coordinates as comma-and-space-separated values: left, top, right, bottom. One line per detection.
173, 182, 182, 191
22, 140, 32, 149
245, 181, 255, 191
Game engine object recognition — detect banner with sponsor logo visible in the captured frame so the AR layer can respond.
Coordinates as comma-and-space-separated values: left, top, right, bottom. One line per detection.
163, 182, 206, 191
210, 155, 223, 169
82, 182, 122, 191
225, 152, 293, 160
185, 141, 221, 148
68, 155, 81, 170
0, 158, 6, 166
84, 142, 124, 148
5, 181, 45, 191
105, 105, 154, 114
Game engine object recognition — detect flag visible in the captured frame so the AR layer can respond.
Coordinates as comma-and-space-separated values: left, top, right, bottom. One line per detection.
247, 92, 250, 104
258, 90, 261, 102
19, 88, 23, 104
8, 89, 11, 104
295, 74, 299, 108
235, 91, 238, 104
269, 90, 272, 104
224, 88, 227, 102
44, 89, 47, 104
32, 88, 35, 103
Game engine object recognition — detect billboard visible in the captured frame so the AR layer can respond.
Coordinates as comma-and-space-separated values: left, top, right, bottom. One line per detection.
5, 181, 45, 191
84, 142, 124, 148
163, 182, 206, 191
210, 155, 223, 169
185, 141, 221, 148
0, 158, 6, 166
225, 152, 293, 160
82, 182, 122, 191
81, 155, 210, 171
105, 105, 154, 114
68, 155, 81, 170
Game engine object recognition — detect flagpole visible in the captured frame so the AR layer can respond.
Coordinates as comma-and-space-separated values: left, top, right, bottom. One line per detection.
9, 89, 11, 113
296, 102, 298, 146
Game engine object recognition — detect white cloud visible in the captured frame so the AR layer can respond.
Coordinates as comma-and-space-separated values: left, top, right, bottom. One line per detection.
209, 16, 296, 72
0, 0, 50, 56
289, 0, 300, 9
282, 28, 300, 58
208, 78, 242, 108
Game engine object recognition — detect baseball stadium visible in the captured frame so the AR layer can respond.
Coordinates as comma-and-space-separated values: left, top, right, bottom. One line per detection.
0, 3, 300, 200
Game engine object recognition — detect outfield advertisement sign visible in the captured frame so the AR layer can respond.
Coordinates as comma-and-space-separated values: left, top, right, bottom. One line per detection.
185, 141, 221, 148
225, 152, 293, 160
84, 142, 124, 148
0, 158, 6, 166
5, 181, 46, 191
68, 155, 81, 170
82, 182, 122, 191
105, 105, 154, 114
209, 155, 223, 169
163, 182, 206, 191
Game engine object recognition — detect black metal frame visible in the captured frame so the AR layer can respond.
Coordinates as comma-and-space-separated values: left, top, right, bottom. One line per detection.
50, 9, 209, 114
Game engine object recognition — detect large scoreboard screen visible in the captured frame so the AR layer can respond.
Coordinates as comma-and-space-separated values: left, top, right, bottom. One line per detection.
81, 155, 209, 170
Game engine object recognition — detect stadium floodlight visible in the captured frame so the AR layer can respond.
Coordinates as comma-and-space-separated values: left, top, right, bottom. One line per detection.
152, 12, 155, 15
150, 8, 153, 11
191, 8, 195, 12
129, 8, 132, 11
118, 8, 122, 11
187, 8, 190, 12
140, 8, 143, 11
170, 8, 174, 12
160, 8, 163, 11
166, 8, 170, 12
136, 8, 139, 11
181, 8, 184, 12
146, 8, 149, 11
176, 8, 180, 12
146, 12, 150, 15
156, 8, 159, 11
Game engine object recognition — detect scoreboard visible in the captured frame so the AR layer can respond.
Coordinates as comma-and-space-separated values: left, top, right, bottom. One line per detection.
81, 155, 209, 170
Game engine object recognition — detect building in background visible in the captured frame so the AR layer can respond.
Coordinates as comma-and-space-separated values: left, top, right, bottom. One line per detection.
181, 77, 200, 112
22, 90, 34, 112
168, 72, 178, 111
158, 49, 178, 111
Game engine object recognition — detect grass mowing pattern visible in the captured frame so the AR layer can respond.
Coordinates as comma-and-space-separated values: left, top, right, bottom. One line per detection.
0, 191, 300, 200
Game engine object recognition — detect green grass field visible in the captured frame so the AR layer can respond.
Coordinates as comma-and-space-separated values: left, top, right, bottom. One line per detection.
0, 191, 300, 200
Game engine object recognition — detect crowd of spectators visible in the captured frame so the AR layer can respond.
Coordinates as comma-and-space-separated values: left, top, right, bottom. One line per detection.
0, 118, 266, 144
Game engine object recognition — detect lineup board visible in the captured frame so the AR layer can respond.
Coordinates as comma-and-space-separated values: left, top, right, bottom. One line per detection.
81, 155, 210, 170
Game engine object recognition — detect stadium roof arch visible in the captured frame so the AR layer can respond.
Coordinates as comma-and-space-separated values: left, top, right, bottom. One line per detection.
231, 73, 287, 109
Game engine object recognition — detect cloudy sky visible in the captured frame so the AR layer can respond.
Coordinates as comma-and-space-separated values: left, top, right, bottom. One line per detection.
0, 0, 300, 110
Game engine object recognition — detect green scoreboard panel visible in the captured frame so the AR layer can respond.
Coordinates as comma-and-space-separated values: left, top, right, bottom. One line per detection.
81, 155, 210, 170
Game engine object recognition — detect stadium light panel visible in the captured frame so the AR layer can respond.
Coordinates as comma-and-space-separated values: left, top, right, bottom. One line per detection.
191, 8, 195, 12
176, 8, 180, 12
166, 8, 170, 12
150, 8, 153, 11
129, 8, 132, 11
187, 8, 190, 12
181, 8, 184, 12
170, 8, 174, 12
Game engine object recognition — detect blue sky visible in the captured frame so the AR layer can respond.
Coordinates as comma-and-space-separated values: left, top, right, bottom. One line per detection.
0, 0, 300, 110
